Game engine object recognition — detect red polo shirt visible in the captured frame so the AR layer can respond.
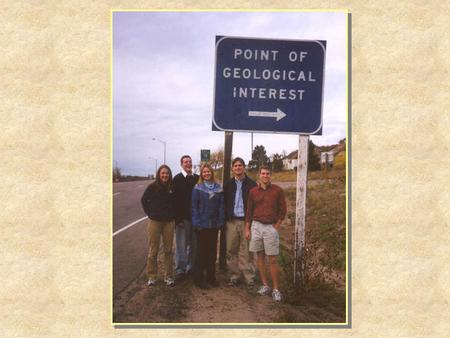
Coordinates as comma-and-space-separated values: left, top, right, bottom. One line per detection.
245, 183, 287, 224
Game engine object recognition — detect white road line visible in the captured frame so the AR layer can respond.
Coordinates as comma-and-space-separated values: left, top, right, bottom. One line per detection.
113, 192, 121, 196
113, 216, 148, 237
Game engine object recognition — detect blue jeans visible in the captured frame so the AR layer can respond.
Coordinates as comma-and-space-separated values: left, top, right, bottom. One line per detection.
175, 219, 196, 275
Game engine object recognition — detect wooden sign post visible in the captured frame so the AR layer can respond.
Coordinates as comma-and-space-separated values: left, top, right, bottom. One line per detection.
219, 131, 233, 269
294, 135, 309, 285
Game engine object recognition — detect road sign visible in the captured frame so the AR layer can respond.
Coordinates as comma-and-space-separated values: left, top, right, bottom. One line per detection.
213, 36, 326, 134
200, 149, 210, 162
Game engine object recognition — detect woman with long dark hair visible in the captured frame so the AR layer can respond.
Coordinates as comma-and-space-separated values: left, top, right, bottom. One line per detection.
191, 163, 225, 289
141, 164, 175, 286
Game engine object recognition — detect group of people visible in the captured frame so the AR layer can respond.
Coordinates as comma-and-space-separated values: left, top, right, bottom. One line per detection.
140, 155, 287, 302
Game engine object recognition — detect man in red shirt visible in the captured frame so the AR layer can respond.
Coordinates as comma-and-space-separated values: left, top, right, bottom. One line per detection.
245, 165, 287, 302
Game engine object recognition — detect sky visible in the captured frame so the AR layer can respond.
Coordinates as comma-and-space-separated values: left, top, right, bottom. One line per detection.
113, 11, 347, 176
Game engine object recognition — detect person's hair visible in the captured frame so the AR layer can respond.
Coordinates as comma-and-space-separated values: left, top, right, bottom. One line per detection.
180, 155, 191, 164
259, 165, 271, 173
232, 157, 245, 167
154, 164, 172, 191
198, 163, 215, 184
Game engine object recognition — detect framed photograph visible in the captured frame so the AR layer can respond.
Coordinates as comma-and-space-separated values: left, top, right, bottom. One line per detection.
112, 10, 349, 327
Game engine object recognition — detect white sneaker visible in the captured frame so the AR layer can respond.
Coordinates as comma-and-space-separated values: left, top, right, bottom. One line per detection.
147, 278, 157, 286
257, 284, 271, 295
164, 277, 175, 286
272, 289, 282, 302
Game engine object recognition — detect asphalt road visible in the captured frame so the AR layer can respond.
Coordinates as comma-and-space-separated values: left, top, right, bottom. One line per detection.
113, 180, 152, 296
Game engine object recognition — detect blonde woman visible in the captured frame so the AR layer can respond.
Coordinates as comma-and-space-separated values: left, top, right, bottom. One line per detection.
191, 163, 225, 289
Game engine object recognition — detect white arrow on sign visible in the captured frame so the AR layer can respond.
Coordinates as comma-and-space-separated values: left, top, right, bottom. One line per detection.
248, 108, 286, 121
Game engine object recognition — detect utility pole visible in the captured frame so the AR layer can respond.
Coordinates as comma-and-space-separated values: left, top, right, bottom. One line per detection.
149, 157, 158, 178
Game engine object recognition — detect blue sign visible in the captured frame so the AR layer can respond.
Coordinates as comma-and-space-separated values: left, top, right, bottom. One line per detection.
213, 36, 326, 134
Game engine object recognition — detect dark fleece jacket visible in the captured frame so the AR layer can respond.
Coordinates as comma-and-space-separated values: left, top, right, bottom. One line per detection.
172, 172, 199, 223
141, 182, 174, 221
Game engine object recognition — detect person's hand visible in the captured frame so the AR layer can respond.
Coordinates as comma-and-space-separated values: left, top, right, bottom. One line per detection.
245, 227, 251, 241
274, 221, 281, 230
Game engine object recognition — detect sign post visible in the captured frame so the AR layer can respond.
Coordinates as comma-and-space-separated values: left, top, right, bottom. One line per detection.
219, 131, 233, 270
294, 135, 309, 285
213, 36, 326, 285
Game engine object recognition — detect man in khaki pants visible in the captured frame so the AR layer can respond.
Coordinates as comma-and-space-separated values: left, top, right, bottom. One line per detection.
245, 165, 287, 302
223, 157, 257, 287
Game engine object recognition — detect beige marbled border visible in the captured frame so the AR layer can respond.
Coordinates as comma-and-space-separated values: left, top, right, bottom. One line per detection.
1, 1, 448, 337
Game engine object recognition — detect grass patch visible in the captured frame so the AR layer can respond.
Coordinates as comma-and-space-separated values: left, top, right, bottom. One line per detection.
283, 187, 296, 200
307, 182, 346, 272
277, 247, 345, 318
279, 164, 346, 292
334, 151, 346, 169
215, 166, 346, 183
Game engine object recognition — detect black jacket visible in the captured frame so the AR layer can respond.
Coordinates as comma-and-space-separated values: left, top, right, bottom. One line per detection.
172, 172, 199, 223
223, 174, 257, 221
141, 182, 174, 221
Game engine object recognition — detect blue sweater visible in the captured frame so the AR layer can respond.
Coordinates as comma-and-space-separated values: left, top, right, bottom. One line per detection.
191, 182, 225, 229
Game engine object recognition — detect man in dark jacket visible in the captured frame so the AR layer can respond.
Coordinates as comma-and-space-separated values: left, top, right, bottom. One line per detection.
172, 155, 199, 280
223, 157, 257, 287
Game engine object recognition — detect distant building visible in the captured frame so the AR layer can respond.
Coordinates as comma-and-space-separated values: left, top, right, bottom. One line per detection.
320, 140, 346, 168
282, 138, 346, 171
282, 150, 298, 170
320, 151, 334, 165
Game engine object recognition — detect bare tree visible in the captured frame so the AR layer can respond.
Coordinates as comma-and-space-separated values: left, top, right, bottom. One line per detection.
210, 147, 224, 169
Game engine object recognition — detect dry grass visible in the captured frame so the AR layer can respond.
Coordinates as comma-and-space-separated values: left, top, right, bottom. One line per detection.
334, 150, 346, 169
280, 166, 346, 278
247, 169, 328, 182
277, 159, 346, 313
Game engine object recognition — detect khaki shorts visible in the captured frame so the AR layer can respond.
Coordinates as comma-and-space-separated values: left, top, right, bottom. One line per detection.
249, 220, 279, 256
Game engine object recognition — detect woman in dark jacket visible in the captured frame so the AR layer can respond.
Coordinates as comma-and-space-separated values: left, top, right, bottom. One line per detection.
141, 165, 175, 287
191, 163, 225, 289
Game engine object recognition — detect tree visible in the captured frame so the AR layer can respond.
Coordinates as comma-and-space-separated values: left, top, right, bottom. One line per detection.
308, 140, 321, 171
249, 145, 270, 170
113, 166, 122, 182
210, 147, 224, 169
271, 153, 284, 172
